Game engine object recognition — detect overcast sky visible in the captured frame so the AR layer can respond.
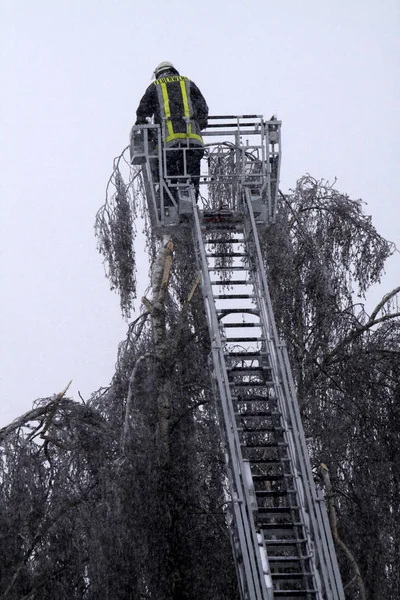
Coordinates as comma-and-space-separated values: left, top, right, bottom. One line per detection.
1, 0, 399, 427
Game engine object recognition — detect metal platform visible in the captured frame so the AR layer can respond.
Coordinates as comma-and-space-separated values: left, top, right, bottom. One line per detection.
130, 115, 281, 231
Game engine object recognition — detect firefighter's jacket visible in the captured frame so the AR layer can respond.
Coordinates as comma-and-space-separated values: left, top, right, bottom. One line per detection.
136, 74, 209, 146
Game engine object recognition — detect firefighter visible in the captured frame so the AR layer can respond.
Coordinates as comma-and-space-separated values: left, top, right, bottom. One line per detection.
135, 62, 209, 200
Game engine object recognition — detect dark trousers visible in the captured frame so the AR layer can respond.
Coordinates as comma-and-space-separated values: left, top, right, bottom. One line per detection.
165, 144, 204, 196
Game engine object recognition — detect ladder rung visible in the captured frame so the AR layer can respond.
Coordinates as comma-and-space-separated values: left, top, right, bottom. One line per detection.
262, 523, 304, 530
248, 460, 291, 467
267, 555, 310, 562
202, 209, 241, 215
272, 572, 312, 580
238, 410, 277, 417
230, 381, 272, 387
265, 539, 307, 545
235, 398, 273, 404
204, 238, 244, 244
217, 308, 265, 318
273, 590, 317, 597
233, 387, 274, 394
224, 323, 261, 329
231, 384, 273, 391
201, 225, 243, 232
229, 366, 270, 373
231, 374, 271, 382
256, 489, 297, 497
236, 410, 280, 417
225, 336, 262, 342
269, 563, 302, 571
244, 434, 283, 443
268, 558, 302, 564
242, 425, 283, 433
226, 349, 262, 356
252, 474, 286, 481
233, 393, 274, 399
242, 441, 288, 448
208, 266, 249, 271
258, 506, 299, 513
219, 308, 259, 316
233, 383, 273, 390
201, 216, 242, 223
264, 531, 306, 540
214, 294, 255, 299
206, 252, 247, 257
211, 280, 250, 285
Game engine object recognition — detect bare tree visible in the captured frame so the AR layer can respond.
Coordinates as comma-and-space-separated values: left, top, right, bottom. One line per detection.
1, 168, 399, 599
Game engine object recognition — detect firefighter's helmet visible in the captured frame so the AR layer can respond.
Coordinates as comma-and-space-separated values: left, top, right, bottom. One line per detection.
154, 61, 178, 79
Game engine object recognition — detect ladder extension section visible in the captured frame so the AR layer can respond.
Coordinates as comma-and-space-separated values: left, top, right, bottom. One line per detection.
192, 192, 345, 600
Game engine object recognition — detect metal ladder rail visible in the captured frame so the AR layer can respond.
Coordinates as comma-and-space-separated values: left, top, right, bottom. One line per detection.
192, 198, 273, 600
242, 190, 345, 600
242, 194, 328, 598
279, 343, 346, 600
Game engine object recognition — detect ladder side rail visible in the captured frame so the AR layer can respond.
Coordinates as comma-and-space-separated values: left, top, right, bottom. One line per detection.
213, 348, 258, 600
240, 191, 283, 386
244, 191, 345, 600
207, 363, 252, 600
192, 202, 273, 600
280, 343, 346, 600
243, 198, 324, 599
211, 347, 271, 600
244, 192, 331, 598
279, 342, 339, 600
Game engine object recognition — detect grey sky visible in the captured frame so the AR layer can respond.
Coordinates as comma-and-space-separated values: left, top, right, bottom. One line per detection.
1, 0, 399, 426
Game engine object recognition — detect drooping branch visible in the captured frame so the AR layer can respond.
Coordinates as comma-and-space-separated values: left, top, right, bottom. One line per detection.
95, 148, 141, 317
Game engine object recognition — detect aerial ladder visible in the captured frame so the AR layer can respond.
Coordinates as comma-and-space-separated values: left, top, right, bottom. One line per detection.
130, 116, 346, 600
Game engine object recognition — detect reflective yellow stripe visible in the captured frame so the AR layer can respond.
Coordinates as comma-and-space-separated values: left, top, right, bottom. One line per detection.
165, 132, 203, 143
161, 82, 170, 118
161, 78, 203, 145
179, 80, 196, 139
161, 82, 174, 139
180, 80, 190, 118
